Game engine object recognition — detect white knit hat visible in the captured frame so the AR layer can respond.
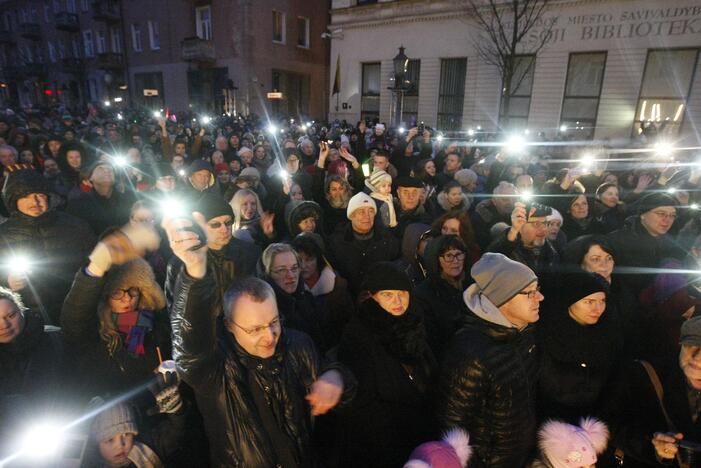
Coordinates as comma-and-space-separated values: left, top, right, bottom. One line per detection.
238, 146, 253, 157
347, 192, 376, 219
546, 207, 563, 224
538, 417, 609, 468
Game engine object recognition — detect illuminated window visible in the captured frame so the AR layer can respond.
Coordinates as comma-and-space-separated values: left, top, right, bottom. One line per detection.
634, 48, 699, 137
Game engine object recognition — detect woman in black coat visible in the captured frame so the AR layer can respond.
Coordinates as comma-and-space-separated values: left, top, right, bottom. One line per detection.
61, 239, 170, 401
413, 235, 471, 360
537, 271, 623, 425
337, 262, 437, 468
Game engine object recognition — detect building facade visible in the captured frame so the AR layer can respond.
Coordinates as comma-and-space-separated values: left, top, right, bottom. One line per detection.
328, 0, 701, 144
0, 0, 330, 120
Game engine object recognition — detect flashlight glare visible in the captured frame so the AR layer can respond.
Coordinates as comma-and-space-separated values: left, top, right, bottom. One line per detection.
668, 187, 677, 194
467, 129, 475, 137
654, 141, 675, 158
520, 190, 533, 201
437, 135, 444, 141
504, 134, 527, 155
117, 113, 123, 120
267, 124, 278, 134
178, 169, 185, 176
9, 255, 32, 275
580, 154, 594, 169
361, 163, 371, 177
398, 127, 406, 135
301, 124, 307, 131
113, 156, 127, 167
692, 203, 699, 210
560, 124, 568, 132
20, 422, 64, 459
160, 198, 186, 218
201, 116, 211, 125
279, 169, 289, 179
103, 101, 111, 107
153, 111, 161, 118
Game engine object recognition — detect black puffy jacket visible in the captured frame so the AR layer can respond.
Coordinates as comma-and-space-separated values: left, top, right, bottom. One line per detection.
437, 313, 539, 468
0, 170, 96, 324
65, 188, 136, 236
170, 270, 356, 467
328, 224, 400, 294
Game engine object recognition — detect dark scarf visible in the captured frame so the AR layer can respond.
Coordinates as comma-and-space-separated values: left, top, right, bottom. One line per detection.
540, 305, 619, 369
359, 299, 428, 365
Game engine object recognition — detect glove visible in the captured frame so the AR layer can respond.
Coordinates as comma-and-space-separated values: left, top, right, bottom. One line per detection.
149, 371, 182, 414
87, 242, 112, 277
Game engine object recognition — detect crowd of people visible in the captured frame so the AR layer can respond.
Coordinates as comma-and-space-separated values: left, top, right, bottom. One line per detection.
1, 104, 701, 468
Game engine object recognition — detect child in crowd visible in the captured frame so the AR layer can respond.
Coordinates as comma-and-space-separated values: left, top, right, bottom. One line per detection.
365, 169, 397, 228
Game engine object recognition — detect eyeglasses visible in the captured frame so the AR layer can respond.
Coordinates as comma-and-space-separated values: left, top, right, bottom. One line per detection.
271, 265, 300, 276
110, 287, 140, 300
208, 219, 235, 229
652, 211, 677, 221
518, 285, 541, 300
526, 221, 546, 229
133, 217, 155, 224
440, 252, 466, 263
231, 316, 283, 336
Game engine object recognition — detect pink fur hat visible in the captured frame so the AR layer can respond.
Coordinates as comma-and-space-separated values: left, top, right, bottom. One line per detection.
538, 417, 609, 468
404, 428, 472, 468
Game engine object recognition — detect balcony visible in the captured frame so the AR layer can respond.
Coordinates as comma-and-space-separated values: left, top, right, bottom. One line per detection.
0, 29, 15, 44
21, 63, 48, 76
94, 52, 124, 69
92, 1, 121, 23
19, 22, 42, 40
181, 37, 215, 62
55, 12, 80, 32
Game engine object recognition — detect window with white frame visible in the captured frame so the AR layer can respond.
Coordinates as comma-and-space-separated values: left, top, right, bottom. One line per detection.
83, 30, 94, 57
272, 10, 285, 43
148, 20, 160, 50
634, 48, 699, 137
361, 62, 381, 121
297, 17, 309, 48
131, 24, 142, 52
437, 58, 468, 131
96, 30, 106, 54
111, 27, 122, 53
195, 6, 211, 40
560, 52, 607, 139
499, 54, 536, 129
48, 42, 56, 62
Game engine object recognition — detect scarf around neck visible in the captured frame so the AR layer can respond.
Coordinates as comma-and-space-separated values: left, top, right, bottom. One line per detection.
360, 299, 427, 365
111, 310, 155, 356
370, 192, 398, 227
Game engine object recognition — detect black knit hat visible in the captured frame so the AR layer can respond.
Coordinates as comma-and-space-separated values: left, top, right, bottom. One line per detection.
395, 176, 423, 189
559, 271, 609, 308
189, 159, 213, 175
196, 193, 233, 221
361, 261, 412, 293
636, 192, 679, 214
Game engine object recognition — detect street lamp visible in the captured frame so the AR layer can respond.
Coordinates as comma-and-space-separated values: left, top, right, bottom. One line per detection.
390, 46, 409, 128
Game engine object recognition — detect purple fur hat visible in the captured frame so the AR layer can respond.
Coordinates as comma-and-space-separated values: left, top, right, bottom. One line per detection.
404, 428, 472, 468
538, 417, 609, 468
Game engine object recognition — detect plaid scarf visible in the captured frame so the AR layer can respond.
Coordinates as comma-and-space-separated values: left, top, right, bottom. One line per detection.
111, 310, 155, 356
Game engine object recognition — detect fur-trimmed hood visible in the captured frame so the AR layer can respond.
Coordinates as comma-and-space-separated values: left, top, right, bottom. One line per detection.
100, 258, 166, 311
437, 190, 471, 212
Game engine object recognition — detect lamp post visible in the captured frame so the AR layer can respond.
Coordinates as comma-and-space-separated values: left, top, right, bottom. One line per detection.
390, 46, 409, 128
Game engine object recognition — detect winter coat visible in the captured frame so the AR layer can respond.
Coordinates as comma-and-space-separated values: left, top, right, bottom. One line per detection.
608, 216, 686, 293
592, 200, 627, 234
392, 201, 432, 239
487, 229, 561, 281
316, 195, 349, 236
560, 213, 606, 243
536, 299, 624, 425
471, 199, 511, 250
61, 260, 171, 400
426, 190, 471, 219
0, 170, 97, 324
165, 237, 260, 311
328, 223, 401, 295
611, 361, 701, 468
413, 238, 472, 361
337, 299, 437, 468
303, 265, 355, 354
169, 270, 356, 467
396, 222, 431, 286
437, 289, 539, 468
284, 200, 323, 239
65, 188, 137, 236
267, 278, 328, 354
0, 311, 64, 405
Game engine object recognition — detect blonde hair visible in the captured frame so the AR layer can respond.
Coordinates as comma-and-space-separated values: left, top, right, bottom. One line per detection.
230, 188, 263, 230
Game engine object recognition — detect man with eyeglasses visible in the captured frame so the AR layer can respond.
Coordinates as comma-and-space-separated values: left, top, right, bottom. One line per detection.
164, 193, 260, 310
164, 215, 356, 467
437, 252, 543, 468
487, 201, 560, 282
608, 192, 686, 293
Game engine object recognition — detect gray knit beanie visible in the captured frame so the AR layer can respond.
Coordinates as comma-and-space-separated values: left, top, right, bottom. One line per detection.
470, 253, 537, 307
90, 403, 138, 442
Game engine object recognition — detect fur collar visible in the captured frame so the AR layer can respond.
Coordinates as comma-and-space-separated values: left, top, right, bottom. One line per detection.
437, 191, 470, 212
306, 265, 336, 297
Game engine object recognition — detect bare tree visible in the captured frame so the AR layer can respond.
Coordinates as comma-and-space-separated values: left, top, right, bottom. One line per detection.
466, 0, 554, 130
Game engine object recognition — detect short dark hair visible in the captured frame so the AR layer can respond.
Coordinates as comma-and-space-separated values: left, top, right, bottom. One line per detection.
222, 277, 275, 321
291, 235, 325, 275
